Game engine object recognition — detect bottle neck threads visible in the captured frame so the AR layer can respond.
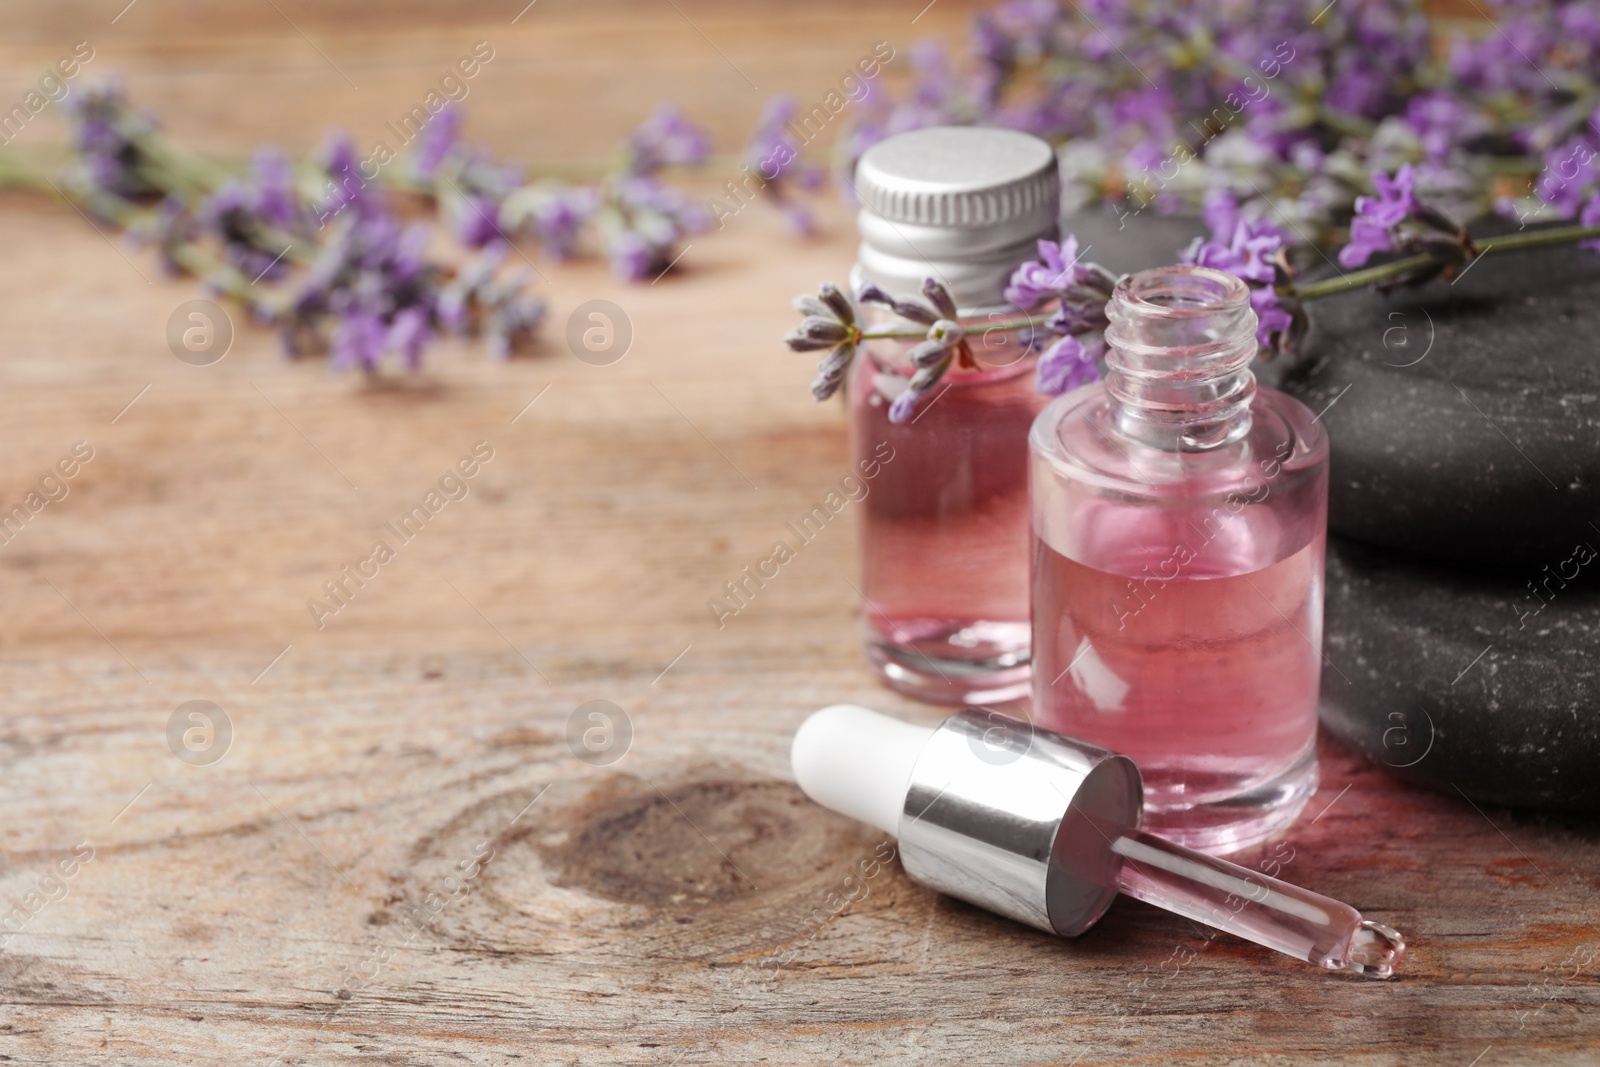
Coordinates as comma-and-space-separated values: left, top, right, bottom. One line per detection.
1102, 266, 1258, 452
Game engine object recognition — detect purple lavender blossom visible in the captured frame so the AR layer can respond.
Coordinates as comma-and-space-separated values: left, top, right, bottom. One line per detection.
1180, 205, 1296, 351
438, 147, 526, 250
1112, 86, 1177, 148
1336, 166, 1423, 268
607, 229, 656, 282
888, 389, 919, 424
200, 145, 304, 282
1183, 215, 1283, 285
1449, 9, 1557, 95
412, 104, 464, 181
1200, 187, 1239, 239
1534, 135, 1599, 219
625, 105, 712, 175
1323, 62, 1388, 120
332, 310, 389, 372
65, 77, 162, 204
1404, 92, 1488, 162
283, 209, 445, 371
1248, 284, 1294, 342
500, 182, 599, 260
1035, 333, 1102, 396
1004, 236, 1094, 307
743, 96, 827, 236
1358, 164, 1418, 228
602, 175, 710, 280
386, 306, 432, 370
1003, 238, 1113, 391
1338, 216, 1396, 268
450, 191, 505, 248
1562, 3, 1600, 48
314, 131, 384, 227
435, 243, 545, 357
128, 195, 197, 277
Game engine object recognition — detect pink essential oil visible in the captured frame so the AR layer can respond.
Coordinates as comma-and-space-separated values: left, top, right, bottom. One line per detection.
846, 125, 1062, 704
851, 318, 1045, 705
1029, 265, 1330, 853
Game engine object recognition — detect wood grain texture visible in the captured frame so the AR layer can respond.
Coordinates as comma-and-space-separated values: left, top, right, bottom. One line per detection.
0, 2, 1596, 1064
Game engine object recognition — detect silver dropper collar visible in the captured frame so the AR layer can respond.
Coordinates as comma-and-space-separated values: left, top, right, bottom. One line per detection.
898, 709, 1143, 937
852, 126, 1060, 309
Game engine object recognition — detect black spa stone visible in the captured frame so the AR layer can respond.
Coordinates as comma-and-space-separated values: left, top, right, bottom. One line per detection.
1319, 536, 1600, 809
1280, 238, 1600, 566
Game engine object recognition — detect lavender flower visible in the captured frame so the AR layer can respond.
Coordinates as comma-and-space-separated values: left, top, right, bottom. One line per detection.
438, 150, 525, 249
412, 104, 464, 181
281, 210, 444, 371
435, 244, 547, 358
599, 175, 711, 281
1180, 202, 1300, 355
831, 0, 1576, 255
1337, 164, 1473, 281
1036, 333, 1100, 395
1358, 164, 1417, 229
314, 131, 383, 228
887, 389, 919, 424
1003, 237, 1116, 391
1403, 92, 1489, 163
65, 77, 162, 205
743, 96, 827, 236
1183, 216, 1283, 286
200, 146, 304, 282
1004, 235, 1117, 308
607, 230, 655, 282
1338, 167, 1419, 269
1533, 135, 1599, 219
624, 105, 712, 175
1339, 216, 1396, 269
784, 282, 859, 401
500, 182, 599, 260
48, 78, 560, 370
860, 278, 975, 422
127, 195, 197, 278
784, 277, 981, 419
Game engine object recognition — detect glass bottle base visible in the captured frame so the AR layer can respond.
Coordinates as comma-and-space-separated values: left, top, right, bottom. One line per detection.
1137, 743, 1319, 855
864, 619, 1032, 707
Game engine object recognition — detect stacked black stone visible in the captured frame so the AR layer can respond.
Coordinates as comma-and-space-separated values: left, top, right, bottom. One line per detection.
1280, 240, 1600, 808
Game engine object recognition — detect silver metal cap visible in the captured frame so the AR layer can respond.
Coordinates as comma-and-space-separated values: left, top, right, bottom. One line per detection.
852, 126, 1060, 309
897, 709, 1143, 936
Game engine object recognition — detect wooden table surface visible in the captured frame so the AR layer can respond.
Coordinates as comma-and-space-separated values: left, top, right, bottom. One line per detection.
0, 2, 1596, 1064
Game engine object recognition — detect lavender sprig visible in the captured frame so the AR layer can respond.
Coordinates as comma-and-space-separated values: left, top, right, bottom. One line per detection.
787, 199, 1600, 417
53, 81, 548, 372
1334, 163, 1476, 287
787, 277, 1038, 423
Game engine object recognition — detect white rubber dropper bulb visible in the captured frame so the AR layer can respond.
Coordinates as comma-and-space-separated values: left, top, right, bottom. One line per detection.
790, 704, 936, 837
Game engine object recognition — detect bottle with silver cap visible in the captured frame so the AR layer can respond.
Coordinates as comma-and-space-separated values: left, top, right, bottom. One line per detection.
792, 704, 1405, 979
847, 125, 1060, 706
1029, 264, 1331, 853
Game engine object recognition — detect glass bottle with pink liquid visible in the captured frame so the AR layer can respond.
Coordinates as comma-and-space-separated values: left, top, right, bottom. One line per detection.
847, 126, 1060, 705
1029, 265, 1330, 853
